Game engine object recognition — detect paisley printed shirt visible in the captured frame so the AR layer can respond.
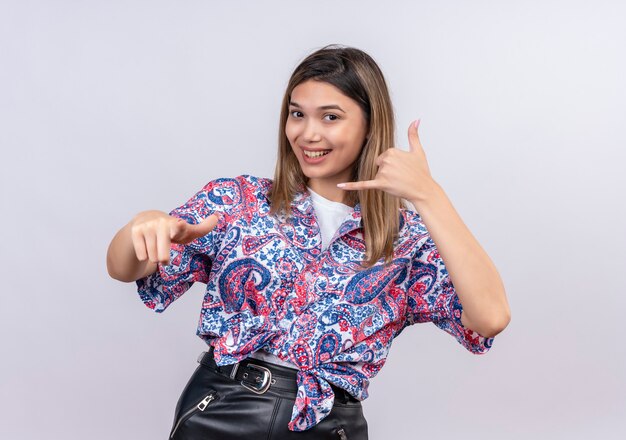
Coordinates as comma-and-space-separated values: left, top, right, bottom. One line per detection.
136, 174, 494, 431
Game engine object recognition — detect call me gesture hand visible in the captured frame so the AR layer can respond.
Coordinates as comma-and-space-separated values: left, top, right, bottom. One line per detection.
337, 119, 438, 205
338, 119, 511, 338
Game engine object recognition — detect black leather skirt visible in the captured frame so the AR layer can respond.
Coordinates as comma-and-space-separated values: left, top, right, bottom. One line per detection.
168, 349, 368, 439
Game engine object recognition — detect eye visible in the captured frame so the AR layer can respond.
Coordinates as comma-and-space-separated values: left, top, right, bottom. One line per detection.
323, 114, 339, 121
290, 110, 304, 118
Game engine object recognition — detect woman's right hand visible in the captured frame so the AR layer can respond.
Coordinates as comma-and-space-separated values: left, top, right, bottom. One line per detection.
107, 209, 221, 282
130, 210, 221, 266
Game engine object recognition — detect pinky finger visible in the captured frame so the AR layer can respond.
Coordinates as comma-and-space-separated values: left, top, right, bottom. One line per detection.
337, 180, 380, 191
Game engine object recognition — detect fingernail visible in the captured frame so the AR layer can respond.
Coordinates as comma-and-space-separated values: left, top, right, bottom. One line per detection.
337, 183, 346, 188
414, 119, 421, 129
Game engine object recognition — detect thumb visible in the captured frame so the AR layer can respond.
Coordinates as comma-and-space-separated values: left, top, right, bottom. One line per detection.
408, 118, 423, 152
173, 213, 221, 244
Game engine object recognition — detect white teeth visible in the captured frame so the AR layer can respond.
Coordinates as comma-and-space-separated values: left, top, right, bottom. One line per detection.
303, 150, 330, 158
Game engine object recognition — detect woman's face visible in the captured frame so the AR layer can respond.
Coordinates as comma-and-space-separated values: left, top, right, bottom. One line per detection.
285, 80, 368, 194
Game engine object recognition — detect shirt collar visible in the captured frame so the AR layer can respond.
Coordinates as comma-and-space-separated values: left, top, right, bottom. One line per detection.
291, 186, 363, 231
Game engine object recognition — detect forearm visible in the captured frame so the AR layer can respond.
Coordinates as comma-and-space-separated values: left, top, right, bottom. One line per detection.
106, 220, 157, 283
411, 181, 511, 338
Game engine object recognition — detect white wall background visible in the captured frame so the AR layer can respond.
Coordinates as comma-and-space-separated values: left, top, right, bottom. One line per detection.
1, 1, 624, 439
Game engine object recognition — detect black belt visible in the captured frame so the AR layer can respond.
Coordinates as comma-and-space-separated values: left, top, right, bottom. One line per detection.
197, 347, 359, 404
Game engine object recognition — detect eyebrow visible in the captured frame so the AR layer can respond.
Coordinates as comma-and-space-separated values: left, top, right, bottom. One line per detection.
289, 101, 346, 113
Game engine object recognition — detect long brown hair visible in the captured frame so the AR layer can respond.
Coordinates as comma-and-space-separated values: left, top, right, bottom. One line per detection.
269, 44, 401, 267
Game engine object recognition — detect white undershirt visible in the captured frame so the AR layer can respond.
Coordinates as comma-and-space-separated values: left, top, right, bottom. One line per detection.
248, 187, 353, 368
307, 186, 353, 251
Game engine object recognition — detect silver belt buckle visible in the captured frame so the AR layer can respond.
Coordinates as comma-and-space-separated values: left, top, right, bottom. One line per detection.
240, 363, 272, 394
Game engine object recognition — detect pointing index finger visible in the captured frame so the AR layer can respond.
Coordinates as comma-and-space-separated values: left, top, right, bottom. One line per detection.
176, 213, 221, 244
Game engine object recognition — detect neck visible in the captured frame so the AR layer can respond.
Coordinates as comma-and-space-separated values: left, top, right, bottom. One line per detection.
307, 177, 352, 206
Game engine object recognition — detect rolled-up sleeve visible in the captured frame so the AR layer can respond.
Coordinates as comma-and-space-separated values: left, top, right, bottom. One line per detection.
405, 236, 494, 354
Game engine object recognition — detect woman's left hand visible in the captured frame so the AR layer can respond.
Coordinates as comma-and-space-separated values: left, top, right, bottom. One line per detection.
337, 119, 438, 203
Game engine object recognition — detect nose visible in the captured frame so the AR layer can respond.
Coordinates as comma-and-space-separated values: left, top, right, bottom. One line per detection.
302, 120, 322, 143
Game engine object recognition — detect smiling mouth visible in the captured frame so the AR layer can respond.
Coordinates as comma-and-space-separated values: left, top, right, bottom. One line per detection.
303, 149, 331, 158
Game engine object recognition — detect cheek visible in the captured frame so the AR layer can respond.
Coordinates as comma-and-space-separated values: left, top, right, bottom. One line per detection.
338, 129, 366, 156
334, 124, 364, 147
285, 121, 297, 145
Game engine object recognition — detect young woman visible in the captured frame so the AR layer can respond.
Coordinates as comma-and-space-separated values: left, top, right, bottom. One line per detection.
107, 45, 510, 439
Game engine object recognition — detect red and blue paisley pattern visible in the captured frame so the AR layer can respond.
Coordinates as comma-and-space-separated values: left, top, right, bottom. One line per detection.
136, 174, 494, 431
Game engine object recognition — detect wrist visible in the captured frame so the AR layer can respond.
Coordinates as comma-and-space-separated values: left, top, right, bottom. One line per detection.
409, 179, 444, 208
